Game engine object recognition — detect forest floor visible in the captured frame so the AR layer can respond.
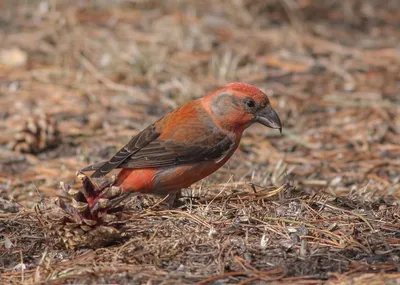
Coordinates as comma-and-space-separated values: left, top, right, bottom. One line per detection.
1, 0, 399, 284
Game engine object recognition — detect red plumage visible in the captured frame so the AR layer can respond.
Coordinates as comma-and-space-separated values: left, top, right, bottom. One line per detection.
226, 82, 264, 97
82, 82, 282, 207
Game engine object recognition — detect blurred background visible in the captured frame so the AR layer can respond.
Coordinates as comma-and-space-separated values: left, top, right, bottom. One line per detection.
1, 0, 399, 205
1, 2, 400, 284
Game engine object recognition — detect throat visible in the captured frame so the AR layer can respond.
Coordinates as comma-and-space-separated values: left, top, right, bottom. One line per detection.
215, 119, 248, 135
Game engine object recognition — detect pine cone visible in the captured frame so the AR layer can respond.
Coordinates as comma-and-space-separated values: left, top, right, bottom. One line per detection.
8, 114, 60, 153
37, 172, 131, 249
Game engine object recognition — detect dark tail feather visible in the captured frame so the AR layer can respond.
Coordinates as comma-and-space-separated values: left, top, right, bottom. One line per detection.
90, 152, 132, 178
81, 161, 107, 172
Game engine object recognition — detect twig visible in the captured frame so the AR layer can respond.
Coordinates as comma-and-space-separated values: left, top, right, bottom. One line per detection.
315, 201, 375, 231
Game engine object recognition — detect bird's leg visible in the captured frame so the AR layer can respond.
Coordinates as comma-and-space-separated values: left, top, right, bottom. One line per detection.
159, 190, 182, 209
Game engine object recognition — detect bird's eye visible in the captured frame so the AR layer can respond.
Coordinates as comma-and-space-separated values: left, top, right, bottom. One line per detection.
246, 99, 255, 108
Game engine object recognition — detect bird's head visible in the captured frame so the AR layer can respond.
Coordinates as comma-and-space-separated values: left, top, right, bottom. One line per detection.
203, 82, 282, 133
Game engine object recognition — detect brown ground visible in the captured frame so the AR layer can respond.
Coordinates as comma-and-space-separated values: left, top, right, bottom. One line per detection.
0, 0, 399, 284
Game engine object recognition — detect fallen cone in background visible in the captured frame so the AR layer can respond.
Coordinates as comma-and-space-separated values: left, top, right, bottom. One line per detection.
8, 113, 61, 154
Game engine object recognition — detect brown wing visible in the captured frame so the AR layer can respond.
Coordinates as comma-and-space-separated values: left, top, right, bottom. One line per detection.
118, 130, 234, 169
85, 124, 160, 178
82, 125, 234, 175
82, 101, 235, 177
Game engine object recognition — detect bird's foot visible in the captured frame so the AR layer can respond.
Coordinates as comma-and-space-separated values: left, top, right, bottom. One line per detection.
156, 191, 182, 209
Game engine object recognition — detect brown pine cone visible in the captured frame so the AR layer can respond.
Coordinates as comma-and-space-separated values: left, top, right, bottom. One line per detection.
8, 114, 61, 153
37, 172, 131, 249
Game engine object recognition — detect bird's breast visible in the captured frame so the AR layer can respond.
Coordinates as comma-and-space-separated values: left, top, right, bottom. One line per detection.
152, 159, 228, 194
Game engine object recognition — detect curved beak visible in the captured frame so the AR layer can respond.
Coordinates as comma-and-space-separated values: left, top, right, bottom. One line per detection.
255, 105, 282, 134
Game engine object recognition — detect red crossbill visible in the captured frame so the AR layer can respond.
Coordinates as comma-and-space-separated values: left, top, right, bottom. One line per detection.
82, 82, 282, 207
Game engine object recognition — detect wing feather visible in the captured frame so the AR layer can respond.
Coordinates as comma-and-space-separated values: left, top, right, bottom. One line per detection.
118, 132, 234, 169
89, 124, 160, 178
82, 102, 235, 177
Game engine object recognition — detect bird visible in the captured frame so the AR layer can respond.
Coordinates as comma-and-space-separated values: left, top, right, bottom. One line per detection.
81, 82, 282, 208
